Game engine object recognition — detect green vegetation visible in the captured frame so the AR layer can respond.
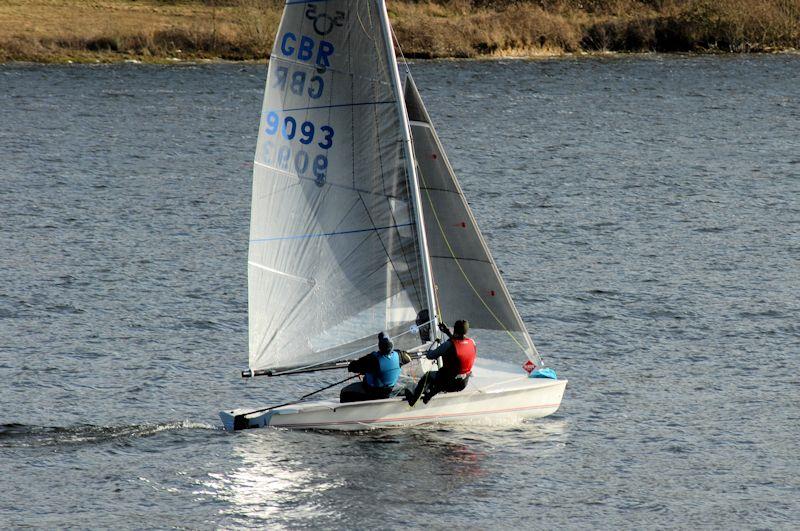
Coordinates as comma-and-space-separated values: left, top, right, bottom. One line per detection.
1, 0, 798, 63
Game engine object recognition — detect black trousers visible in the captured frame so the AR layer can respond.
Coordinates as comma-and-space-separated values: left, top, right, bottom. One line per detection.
409, 370, 469, 404
339, 381, 393, 403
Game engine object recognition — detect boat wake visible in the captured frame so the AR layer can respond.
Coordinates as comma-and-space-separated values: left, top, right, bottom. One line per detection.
0, 420, 218, 448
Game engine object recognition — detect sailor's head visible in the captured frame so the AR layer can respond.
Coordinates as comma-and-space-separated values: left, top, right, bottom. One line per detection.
453, 320, 469, 338
378, 332, 393, 354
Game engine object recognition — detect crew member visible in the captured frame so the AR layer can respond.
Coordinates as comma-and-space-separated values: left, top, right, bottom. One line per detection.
405, 320, 476, 406
340, 332, 411, 403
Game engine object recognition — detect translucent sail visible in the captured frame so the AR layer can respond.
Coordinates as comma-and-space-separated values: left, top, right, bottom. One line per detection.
404, 75, 542, 366
248, 0, 427, 371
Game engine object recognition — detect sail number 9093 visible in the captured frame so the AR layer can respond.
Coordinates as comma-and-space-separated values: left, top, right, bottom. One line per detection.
264, 112, 334, 150
262, 111, 334, 187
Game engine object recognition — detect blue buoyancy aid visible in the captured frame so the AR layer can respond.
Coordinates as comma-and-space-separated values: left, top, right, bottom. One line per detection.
364, 350, 400, 389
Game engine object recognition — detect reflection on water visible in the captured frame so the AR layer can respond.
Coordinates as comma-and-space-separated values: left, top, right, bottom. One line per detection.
199, 432, 342, 525
201, 419, 567, 527
5, 55, 796, 527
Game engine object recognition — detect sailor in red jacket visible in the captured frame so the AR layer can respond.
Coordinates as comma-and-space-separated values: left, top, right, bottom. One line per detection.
405, 320, 476, 407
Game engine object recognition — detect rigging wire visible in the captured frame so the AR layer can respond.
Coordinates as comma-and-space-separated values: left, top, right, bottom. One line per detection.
237, 375, 360, 418
389, 19, 412, 74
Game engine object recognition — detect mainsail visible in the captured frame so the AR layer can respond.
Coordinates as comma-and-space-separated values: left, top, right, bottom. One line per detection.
248, 0, 432, 371
404, 75, 543, 366
248, 0, 541, 372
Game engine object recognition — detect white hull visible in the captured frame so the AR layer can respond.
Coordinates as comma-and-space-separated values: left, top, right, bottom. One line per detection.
221, 360, 566, 431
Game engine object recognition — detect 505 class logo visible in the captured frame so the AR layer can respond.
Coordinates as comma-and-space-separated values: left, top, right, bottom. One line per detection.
305, 5, 346, 36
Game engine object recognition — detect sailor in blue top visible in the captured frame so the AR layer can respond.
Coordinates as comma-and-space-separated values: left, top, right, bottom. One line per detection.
340, 332, 411, 403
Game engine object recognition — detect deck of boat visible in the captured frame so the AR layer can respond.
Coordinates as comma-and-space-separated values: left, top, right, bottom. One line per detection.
221, 359, 566, 431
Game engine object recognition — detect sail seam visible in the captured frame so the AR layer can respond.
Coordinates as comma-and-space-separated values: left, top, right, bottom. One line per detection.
250, 222, 414, 243
356, 193, 418, 306
267, 55, 349, 76
283, 100, 396, 112
253, 161, 410, 200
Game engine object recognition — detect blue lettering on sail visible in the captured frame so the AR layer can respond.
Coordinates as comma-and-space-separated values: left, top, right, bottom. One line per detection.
317, 41, 334, 68
259, 141, 328, 186
278, 33, 334, 68
273, 66, 324, 99
276, 146, 291, 170
297, 35, 314, 61
273, 66, 288, 90
261, 140, 273, 164
264, 112, 279, 135
313, 155, 327, 186
318, 126, 334, 150
297, 36, 314, 61
308, 75, 323, 98
261, 109, 332, 185
280, 32, 296, 56
290, 71, 306, 95
263, 111, 334, 150
294, 151, 309, 174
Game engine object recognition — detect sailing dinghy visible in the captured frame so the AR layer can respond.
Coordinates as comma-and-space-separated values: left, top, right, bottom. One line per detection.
220, 0, 566, 431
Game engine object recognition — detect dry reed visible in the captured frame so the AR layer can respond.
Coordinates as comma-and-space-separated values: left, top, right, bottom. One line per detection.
1, 0, 798, 62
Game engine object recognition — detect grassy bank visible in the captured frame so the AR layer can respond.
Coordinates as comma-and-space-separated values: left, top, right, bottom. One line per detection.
1, 0, 799, 63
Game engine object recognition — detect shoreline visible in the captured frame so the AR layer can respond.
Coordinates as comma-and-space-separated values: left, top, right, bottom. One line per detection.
2, 0, 799, 64
2, 48, 800, 67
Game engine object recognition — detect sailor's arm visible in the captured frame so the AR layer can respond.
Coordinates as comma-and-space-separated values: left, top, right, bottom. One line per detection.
424, 340, 451, 360
347, 353, 377, 374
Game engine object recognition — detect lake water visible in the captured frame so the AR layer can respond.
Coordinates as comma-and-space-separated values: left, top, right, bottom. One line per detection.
1, 55, 798, 528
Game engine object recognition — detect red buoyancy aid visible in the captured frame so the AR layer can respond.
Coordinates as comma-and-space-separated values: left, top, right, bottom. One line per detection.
447, 337, 476, 375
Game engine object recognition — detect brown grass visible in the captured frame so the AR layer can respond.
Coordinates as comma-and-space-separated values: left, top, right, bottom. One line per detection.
578, 0, 800, 52
0, 0, 798, 62
390, 1, 580, 58
0, 0, 283, 62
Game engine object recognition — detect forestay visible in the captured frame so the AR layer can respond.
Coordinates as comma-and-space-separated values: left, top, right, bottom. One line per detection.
248, 0, 427, 371
404, 75, 543, 366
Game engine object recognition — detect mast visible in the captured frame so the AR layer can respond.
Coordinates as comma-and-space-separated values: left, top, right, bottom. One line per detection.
377, 0, 439, 339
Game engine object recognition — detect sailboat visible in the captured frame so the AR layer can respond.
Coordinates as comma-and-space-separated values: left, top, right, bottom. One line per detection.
220, 0, 566, 431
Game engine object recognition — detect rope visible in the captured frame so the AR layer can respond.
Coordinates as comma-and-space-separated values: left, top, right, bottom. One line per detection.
238, 375, 359, 417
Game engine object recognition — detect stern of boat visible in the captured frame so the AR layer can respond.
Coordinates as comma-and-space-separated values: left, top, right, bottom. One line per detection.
220, 408, 274, 431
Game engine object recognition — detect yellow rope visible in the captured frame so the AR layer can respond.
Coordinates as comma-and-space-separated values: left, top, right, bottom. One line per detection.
419, 170, 529, 355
